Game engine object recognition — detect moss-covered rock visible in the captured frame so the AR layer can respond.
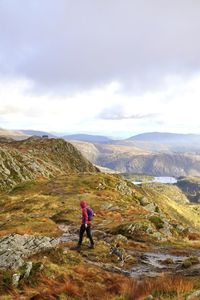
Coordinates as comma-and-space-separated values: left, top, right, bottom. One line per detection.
181, 256, 199, 268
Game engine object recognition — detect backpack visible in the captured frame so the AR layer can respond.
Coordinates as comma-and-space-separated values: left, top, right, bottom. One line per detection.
87, 207, 94, 221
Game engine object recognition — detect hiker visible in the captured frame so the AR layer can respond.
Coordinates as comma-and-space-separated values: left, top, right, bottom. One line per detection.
75, 200, 94, 250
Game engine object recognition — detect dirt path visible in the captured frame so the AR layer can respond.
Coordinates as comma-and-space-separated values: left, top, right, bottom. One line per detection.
58, 223, 200, 278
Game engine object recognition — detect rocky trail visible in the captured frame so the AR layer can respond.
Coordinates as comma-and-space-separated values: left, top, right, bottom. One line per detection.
58, 223, 200, 278
0, 222, 199, 277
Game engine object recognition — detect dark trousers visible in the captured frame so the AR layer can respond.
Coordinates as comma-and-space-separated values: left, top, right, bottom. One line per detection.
78, 224, 94, 246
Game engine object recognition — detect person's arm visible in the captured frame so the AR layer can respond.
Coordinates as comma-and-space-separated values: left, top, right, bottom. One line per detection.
82, 208, 88, 227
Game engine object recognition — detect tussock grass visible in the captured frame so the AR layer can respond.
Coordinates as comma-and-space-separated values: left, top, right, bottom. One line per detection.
123, 274, 195, 300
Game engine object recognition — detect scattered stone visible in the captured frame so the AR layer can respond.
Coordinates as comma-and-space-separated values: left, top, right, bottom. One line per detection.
187, 290, 200, 300
24, 261, 33, 279
181, 256, 199, 269
115, 181, 132, 196
146, 295, 154, 300
101, 203, 113, 210
152, 232, 163, 241
161, 258, 174, 265
93, 230, 107, 240
110, 234, 128, 246
139, 197, 150, 206
145, 203, 158, 213
97, 182, 106, 190
159, 219, 173, 237
12, 273, 20, 287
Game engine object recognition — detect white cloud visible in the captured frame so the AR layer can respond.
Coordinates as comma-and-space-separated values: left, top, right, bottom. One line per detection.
0, 74, 200, 137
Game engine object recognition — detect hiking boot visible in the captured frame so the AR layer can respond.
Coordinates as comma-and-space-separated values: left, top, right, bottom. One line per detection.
88, 244, 95, 249
71, 245, 81, 251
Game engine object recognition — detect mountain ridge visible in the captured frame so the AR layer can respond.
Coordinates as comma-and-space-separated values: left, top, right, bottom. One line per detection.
128, 132, 200, 142
0, 136, 98, 190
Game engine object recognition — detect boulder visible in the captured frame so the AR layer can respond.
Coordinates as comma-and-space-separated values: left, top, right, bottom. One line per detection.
0, 234, 59, 269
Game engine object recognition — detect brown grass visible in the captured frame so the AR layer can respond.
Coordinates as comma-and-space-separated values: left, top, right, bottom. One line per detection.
22, 275, 81, 300
188, 232, 200, 241
20, 267, 131, 300
124, 274, 195, 300
15, 226, 34, 235
127, 207, 149, 216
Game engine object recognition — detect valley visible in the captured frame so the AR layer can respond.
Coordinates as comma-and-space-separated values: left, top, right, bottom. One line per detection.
70, 140, 200, 177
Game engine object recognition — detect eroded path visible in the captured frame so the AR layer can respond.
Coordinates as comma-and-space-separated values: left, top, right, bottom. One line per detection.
58, 222, 200, 278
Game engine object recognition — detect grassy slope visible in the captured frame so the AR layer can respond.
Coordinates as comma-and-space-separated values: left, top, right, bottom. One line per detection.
139, 184, 200, 230
0, 173, 200, 299
176, 176, 200, 203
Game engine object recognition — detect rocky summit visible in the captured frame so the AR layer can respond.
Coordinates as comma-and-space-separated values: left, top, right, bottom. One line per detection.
0, 136, 98, 190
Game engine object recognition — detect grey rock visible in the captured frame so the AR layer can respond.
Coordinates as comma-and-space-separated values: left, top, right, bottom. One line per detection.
97, 182, 106, 190
146, 296, 154, 300
12, 273, 20, 287
0, 234, 59, 269
159, 219, 173, 237
115, 181, 132, 196
187, 290, 200, 300
24, 262, 33, 279
93, 230, 107, 240
111, 234, 128, 245
139, 197, 150, 206
145, 203, 157, 213
152, 232, 163, 241
101, 203, 113, 210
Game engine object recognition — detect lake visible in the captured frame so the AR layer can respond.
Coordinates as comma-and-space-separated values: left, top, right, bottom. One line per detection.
133, 176, 177, 185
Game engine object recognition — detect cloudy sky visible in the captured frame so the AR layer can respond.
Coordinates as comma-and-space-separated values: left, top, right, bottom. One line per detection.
0, 0, 200, 137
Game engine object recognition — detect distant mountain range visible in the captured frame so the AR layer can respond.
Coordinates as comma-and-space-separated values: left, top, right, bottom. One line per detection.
128, 132, 200, 142
63, 134, 112, 143
64, 132, 200, 177
71, 140, 200, 177
62, 131, 200, 153
1, 129, 199, 147
63, 132, 200, 151
114, 132, 200, 153
1, 129, 200, 176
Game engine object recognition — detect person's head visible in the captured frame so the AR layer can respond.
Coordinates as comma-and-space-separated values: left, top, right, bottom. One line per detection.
80, 200, 87, 208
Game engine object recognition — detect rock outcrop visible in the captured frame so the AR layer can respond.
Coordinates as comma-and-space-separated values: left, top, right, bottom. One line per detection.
0, 234, 59, 269
0, 137, 98, 190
